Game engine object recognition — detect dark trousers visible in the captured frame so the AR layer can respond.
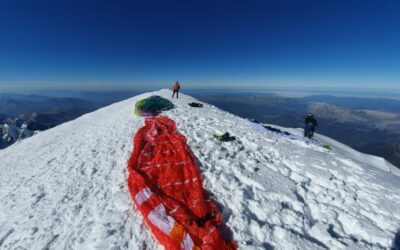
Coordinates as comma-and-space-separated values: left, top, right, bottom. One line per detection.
172, 90, 179, 98
304, 123, 315, 138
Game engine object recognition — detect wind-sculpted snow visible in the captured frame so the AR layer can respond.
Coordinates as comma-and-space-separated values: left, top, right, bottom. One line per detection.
0, 89, 399, 249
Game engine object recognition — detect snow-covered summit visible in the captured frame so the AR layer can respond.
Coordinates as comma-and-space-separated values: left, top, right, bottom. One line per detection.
1, 89, 399, 249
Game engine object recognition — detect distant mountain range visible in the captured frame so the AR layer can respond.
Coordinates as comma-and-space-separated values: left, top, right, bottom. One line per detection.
0, 93, 98, 116
303, 95, 400, 113
194, 92, 400, 168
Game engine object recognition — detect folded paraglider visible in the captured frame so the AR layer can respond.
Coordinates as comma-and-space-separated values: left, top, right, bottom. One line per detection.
134, 95, 174, 117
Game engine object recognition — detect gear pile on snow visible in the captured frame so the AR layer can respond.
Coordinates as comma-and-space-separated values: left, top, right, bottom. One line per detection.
213, 132, 236, 142
134, 96, 174, 117
127, 116, 236, 249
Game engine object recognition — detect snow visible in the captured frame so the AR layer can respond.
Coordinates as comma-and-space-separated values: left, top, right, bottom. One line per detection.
1, 89, 400, 250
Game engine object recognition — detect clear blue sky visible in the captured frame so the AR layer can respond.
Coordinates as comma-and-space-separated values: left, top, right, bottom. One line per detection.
0, 0, 399, 92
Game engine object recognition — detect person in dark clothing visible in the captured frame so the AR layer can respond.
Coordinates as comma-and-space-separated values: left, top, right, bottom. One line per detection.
172, 81, 180, 98
304, 113, 318, 138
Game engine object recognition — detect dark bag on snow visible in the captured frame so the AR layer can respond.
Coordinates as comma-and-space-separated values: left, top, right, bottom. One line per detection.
188, 102, 204, 108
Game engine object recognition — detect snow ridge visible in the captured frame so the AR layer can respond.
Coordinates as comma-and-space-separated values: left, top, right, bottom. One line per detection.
0, 89, 399, 250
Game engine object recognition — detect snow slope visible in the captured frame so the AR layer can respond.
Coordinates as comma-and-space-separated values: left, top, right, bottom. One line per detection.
1, 89, 399, 250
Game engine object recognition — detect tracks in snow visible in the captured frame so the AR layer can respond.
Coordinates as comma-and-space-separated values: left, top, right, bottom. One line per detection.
166, 99, 400, 250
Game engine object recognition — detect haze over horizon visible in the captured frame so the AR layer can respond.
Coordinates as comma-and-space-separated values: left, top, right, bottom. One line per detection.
1, 0, 399, 93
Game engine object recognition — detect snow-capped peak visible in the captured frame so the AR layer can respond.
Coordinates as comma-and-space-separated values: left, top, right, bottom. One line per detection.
0, 89, 399, 249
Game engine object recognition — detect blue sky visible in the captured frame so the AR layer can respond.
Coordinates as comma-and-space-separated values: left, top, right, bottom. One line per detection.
0, 0, 399, 93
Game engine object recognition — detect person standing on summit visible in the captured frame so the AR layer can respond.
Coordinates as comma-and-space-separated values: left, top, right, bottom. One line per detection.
172, 81, 180, 98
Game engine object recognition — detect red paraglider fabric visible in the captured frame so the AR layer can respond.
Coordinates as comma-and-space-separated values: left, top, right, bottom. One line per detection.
127, 116, 236, 250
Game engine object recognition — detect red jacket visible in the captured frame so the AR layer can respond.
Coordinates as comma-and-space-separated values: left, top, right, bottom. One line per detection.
173, 82, 180, 91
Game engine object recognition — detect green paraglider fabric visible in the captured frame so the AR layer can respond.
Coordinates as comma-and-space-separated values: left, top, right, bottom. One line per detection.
135, 96, 174, 117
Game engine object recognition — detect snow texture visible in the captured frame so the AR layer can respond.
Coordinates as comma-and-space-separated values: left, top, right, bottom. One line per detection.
1, 89, 400, 250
